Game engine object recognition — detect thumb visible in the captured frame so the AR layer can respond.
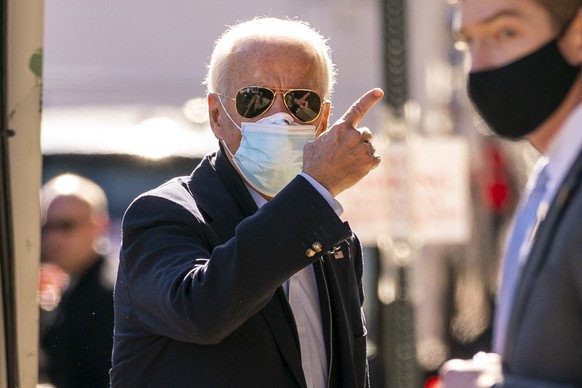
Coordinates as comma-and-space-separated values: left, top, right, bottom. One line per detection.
338, 88, 384, 128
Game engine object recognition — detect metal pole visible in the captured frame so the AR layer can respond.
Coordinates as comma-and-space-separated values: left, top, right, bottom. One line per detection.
380, 1, 423, 387
382, 0, 408, 118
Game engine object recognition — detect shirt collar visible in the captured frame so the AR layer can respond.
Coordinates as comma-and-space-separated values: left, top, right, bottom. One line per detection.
246, 183, 268, 208
544, 102, 582, 197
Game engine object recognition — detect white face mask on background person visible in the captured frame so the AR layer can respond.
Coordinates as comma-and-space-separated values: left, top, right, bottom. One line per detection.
218, 97, 317, 197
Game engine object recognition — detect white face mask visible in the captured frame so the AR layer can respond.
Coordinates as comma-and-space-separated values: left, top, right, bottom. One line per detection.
218, 97, 316, 197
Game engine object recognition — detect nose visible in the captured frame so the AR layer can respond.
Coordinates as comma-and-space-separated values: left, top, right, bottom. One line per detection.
269, 91, 287, 114
468, 42, 486, 72
468, 40, 503, 72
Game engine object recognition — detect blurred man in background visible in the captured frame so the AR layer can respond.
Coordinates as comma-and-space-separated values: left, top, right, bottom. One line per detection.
441, 0, 582, 386
39, 173, 114, 388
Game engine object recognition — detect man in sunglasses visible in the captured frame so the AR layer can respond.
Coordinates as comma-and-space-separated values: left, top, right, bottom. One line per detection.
111, 17, 383, 388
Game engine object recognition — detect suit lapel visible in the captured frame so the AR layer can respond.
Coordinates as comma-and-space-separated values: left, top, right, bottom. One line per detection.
188, 147, 257, 244
314, 260, 332, 365
188, 147, 306, 387
212, 144, 258, 218
319, 245, 361, 388
261, 289, 307, 388
505, 149, 582, 360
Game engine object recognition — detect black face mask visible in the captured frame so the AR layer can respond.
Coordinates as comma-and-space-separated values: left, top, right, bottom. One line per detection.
468, 40, 581, 140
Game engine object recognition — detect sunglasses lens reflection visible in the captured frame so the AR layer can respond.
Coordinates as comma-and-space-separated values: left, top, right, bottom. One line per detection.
285, 90, 321, 122
235, 87, 322, 122
236, 87, 275, 119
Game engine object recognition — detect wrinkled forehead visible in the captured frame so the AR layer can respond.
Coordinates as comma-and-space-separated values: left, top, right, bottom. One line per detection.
234, 39, 321, 62
228, 40, 326, 90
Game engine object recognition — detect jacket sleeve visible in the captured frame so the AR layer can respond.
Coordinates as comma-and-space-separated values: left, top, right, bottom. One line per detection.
497, 376, 579, 388
118, 176, 352, 344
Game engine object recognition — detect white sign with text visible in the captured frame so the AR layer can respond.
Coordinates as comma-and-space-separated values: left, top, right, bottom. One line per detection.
338, 136, 471, 245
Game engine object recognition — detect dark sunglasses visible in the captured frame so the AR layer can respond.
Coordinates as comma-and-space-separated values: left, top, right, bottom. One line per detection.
219, 86, 325, 123
42, 219, 85, 234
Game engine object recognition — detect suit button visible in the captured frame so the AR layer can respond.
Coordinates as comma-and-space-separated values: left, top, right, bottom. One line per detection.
312, 241, 323, 253
306, 241, 322, 258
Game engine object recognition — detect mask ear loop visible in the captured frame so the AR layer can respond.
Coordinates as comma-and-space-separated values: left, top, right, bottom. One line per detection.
216, 94, 243, 131
215, 94, 241, 157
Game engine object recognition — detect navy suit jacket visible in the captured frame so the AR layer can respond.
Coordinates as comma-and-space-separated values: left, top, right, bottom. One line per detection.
111, 148, 370, 387
498, 150, 582, 387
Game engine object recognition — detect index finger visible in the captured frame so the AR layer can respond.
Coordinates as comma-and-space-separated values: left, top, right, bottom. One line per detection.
339, 88, 384, 128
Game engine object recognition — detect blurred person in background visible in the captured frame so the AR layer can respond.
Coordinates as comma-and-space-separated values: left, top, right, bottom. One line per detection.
440, 0, 582, 386
39, 173, 115, 388
111, 17, 383, 388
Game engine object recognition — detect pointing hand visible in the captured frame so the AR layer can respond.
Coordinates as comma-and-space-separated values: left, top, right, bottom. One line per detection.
303, 88, 384, 197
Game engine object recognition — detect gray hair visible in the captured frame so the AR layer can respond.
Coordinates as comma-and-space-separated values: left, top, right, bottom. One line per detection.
204, 17, 336, 99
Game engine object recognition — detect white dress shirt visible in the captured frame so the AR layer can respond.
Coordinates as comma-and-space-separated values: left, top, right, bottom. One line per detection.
518, 103, 582, 264
543, 104, 582, 212
494, 103, 582, 354
246, 173, 343, 388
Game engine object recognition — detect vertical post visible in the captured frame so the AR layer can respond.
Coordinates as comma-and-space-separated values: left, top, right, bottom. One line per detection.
380, 1, 423, 387
379, 237, 421, 388
382, 0, 407, 118
0, 0, 19, 385
4, 0, 43, 386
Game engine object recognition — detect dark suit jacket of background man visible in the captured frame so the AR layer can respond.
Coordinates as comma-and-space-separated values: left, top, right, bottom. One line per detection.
501, 149, 582, 387
40, 256, 114, 388
111, 146, 370, 388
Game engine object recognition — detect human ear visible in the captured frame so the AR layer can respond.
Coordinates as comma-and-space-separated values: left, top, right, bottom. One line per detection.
208, 93, 225, 139
559, 8, 582, 65
315, 102, 331, 136
91, 213, 110, 240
